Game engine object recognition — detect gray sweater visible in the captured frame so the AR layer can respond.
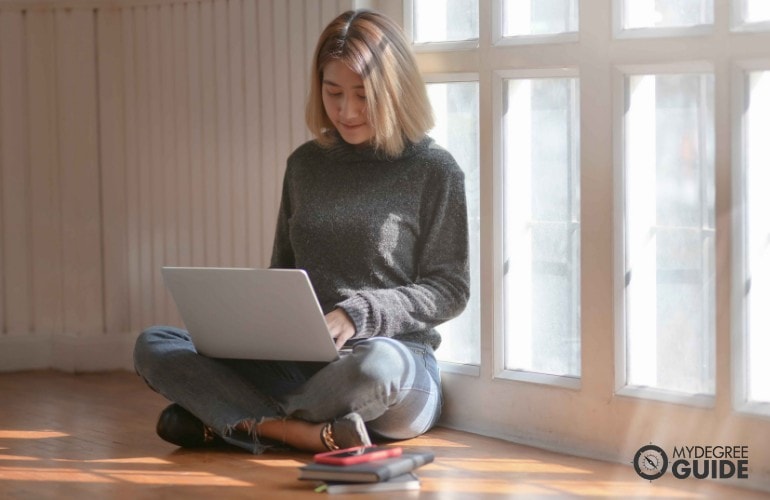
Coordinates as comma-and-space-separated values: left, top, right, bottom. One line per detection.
270, 136, 470, 350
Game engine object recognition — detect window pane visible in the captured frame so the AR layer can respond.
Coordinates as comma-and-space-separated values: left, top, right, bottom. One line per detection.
413, 0, 479, 43
503, 77, 580, 378
745, 70, 770, 403
427, 81, 481, 366
503, 0, 578, 37
743, 0, 770, 23
621, 0, 713, 29
623, 72, 715, 395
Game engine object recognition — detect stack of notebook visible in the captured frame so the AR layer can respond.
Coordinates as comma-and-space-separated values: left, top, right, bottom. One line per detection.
298, 448, 435, 494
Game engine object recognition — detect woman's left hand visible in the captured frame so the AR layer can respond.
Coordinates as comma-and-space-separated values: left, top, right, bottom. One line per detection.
325, 308, 356, 349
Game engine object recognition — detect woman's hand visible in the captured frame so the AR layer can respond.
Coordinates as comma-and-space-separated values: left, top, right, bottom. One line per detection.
325, 308, 356, 349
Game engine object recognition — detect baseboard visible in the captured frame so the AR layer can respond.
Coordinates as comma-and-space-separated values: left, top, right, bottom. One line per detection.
0, 334, 53, 371
0, 332, 138, 372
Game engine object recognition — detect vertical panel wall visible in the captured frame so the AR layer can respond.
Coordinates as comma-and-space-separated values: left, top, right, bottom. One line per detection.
0, 0, 353, 371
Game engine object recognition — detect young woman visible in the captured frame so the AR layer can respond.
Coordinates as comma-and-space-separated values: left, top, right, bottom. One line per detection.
134, 9, 469, 454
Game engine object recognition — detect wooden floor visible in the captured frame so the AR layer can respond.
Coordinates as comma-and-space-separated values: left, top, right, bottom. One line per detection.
0, 371, 766, 499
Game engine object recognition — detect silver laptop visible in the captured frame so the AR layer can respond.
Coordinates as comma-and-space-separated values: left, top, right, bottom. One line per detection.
161, 267, 340, 362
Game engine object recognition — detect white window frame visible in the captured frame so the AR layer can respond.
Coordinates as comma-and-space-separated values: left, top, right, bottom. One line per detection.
731, 58, 770, 418
424, 72, 482, 378
493, 67, 582, 391
612, 60, 716, 408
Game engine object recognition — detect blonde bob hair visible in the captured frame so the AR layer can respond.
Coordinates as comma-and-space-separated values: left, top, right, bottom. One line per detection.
306, 10, 434, 157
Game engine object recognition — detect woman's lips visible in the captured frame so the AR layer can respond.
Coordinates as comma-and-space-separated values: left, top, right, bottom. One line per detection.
339, 122, 365, 130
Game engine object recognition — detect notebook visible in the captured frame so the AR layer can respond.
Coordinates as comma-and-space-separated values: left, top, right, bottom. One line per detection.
321, 472, 420, 494
161, 267, 340, 362
298, 450, 435, 483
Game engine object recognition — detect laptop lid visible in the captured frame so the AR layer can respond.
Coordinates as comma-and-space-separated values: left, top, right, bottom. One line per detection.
161, 267, 340, 362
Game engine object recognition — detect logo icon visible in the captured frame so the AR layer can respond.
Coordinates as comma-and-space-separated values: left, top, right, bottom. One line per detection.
633, 444, 668, 481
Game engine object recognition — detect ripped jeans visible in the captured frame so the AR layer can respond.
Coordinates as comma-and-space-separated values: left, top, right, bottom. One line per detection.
133, 326, 443, 454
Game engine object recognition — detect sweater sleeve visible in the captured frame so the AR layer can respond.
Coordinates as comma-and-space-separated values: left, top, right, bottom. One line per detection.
269, 162, 296, 269
335, 163, 470, 339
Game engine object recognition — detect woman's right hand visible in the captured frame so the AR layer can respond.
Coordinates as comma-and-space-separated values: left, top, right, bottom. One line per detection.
325, 308, 356, 349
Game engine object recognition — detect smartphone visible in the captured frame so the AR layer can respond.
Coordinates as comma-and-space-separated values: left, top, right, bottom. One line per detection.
313, 445, 403, 466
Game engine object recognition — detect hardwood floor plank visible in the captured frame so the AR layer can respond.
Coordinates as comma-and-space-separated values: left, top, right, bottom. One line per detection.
0, 371, 766, 499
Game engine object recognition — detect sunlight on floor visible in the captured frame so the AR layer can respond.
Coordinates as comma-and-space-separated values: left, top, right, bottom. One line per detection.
0, 453, 38, 462
1, 467, 115, 483
432, 457, 591, 474
399, 436, 471, 448
420, 476, 561, 495
420, 476, 698, 497
0, 430, 69, 439
245, 458, 306, 468
94, 469, 253, 486
0, 424, 259, 488
55, 457, 173, 465
538, 480, 695, 498
0, 465, 254, 486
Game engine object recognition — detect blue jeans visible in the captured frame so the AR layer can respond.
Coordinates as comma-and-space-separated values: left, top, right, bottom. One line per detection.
133, 326, 443, 453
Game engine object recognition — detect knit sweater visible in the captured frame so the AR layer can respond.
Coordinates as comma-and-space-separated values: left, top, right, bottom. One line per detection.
270, 135, 470, 350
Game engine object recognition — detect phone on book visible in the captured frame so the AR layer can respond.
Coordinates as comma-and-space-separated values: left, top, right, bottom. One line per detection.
314, 445, 403, 466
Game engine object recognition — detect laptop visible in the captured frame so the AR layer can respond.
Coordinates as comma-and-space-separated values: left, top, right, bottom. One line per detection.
161, 267, 340, 362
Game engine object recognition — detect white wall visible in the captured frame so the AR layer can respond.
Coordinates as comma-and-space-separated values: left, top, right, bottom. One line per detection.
0, 0, 353, 371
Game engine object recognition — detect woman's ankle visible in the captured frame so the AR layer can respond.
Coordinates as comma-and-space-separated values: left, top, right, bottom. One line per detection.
252, 418, 327, 452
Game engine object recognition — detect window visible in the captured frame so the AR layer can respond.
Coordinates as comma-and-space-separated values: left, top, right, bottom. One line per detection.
744, 69, 770, 405
394, 0, 770, 484
615, 0, 713, 37
735, 66, 770, 413
732, 0, 770, 31
499, 72, 581, 383
410, 0, 478, 45
499, 0, 578, 40
396, 0, 770, 482
426, 77, 481, 370
618, 67, 715, 400
744, 2, 770, 23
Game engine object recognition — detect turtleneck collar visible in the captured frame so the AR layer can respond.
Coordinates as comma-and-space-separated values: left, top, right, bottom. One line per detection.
321, 132, 431, 163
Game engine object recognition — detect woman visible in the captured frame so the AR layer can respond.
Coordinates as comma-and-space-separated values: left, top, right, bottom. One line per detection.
134, 9, 469, 454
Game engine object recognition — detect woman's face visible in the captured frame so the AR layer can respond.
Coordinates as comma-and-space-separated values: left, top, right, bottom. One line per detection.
321, 60, 374, 145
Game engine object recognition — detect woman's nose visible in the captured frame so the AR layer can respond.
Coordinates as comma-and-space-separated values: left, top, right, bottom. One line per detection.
339, 96, 360, 119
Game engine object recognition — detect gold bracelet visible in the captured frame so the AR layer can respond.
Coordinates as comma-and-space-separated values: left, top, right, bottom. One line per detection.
320, 422, 339, 451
